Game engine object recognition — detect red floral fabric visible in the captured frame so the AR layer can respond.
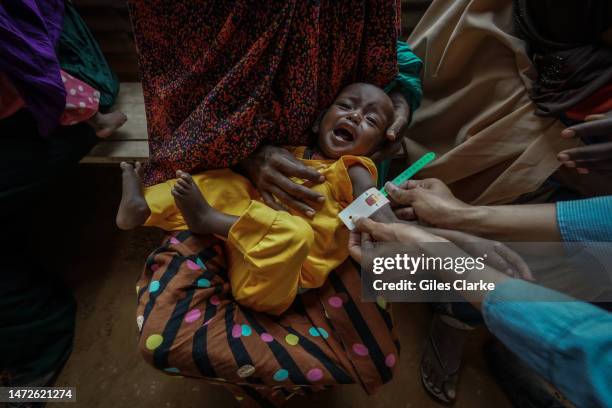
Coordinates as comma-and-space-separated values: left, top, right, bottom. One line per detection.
128, 1, 400, 185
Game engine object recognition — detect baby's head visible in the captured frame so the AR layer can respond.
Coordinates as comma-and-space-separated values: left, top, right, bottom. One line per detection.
315, 83, 394, 159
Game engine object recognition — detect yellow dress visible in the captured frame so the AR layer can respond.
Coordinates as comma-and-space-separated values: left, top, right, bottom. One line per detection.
143, 147, 377, 315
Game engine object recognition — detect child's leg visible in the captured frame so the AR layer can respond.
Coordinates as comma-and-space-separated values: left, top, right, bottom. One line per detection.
116, 162, 151, 230
171, 170, 239, 236
227, 201, 314, 315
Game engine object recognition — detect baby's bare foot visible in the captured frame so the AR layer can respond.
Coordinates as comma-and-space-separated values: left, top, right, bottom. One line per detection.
116, 162, 150, 230
171, 171, 219, 235
89, 111, 127, 138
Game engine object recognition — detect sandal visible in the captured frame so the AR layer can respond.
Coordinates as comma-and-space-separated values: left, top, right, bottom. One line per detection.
420, 313, 469, 404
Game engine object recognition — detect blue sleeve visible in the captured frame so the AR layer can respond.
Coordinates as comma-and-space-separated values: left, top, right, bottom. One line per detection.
556, 196, 612, 242
483, 279, 612, 408
384, 40, 423, 114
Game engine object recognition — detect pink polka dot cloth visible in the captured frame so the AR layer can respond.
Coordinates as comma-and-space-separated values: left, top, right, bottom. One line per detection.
60, 70, 99, 125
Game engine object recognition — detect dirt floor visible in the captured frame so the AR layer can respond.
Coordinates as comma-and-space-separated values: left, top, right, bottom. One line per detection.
43, 166, 511, 408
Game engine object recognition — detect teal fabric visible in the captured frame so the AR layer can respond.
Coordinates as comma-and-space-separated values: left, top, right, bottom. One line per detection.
378, 41, 423, 186
556, 196, 612, 242
384, 40, 424, 114
377, 159, 391, 188
57, 1, 119, 111
482, 198, 612, 407
483, 279, 612, 408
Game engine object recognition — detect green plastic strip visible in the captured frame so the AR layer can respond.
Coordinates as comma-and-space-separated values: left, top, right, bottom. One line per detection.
380, 152, 436, 197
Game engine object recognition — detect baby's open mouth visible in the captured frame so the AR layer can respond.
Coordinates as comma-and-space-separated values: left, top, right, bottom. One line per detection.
333, 123, 355, 142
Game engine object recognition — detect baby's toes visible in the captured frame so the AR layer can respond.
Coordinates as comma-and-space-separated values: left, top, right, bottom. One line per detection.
176, 178, 190, 190
171, 186, 184, 197
180, 172, 194, 184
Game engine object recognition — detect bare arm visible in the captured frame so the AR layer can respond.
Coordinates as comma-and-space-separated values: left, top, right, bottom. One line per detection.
454, 204, 561, 242
386, 180, 562, 242
348, 165, 398, 223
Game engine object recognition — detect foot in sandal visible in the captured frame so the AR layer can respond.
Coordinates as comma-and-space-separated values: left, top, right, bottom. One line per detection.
421, 313, 471, 404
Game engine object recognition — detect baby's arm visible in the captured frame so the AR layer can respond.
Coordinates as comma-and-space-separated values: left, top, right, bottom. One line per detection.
348, 164, 399, 223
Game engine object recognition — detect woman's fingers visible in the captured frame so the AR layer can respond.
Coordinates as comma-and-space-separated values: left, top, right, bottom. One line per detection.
385, 182, 418, 206
361, 231, 374, 251
559, 143, 612, 160
386, 91, 411, 141
348, 231, 363, 263
561, 116, 612, 140
261, 191, 287, 211
354, 218, 397, 242
494, 242, 534, 281
370, 137, 404, 162
275, 155, 325, 183
394, 207, 416, 220
273, 169, 325, 202
348, 231, 375, 264
584, 114, 607, 122
386, 118, 408, 141
268, 185, 315, 217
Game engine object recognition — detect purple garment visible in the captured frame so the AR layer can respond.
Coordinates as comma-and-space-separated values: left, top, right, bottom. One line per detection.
0, 0, 65, 137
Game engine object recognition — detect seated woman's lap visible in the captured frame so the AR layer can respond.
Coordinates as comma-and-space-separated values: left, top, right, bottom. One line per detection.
136, 231, 398, 405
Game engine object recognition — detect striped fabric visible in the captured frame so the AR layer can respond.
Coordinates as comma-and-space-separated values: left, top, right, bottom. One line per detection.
556, 196, 612, 242
136, 232, 399, 406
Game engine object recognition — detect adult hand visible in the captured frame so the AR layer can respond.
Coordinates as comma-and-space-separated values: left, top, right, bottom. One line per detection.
348, 230, 374, 264
354, 218, 448, 244
558, 112, 612, 174
384, 178, 470, 229
239, 145, 325, 216
370, 91, 411, 162
424, 227, 534, 281
353, 218, 532, 281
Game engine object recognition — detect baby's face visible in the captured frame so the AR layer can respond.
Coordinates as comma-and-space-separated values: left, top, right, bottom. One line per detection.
317, 83, 394, 159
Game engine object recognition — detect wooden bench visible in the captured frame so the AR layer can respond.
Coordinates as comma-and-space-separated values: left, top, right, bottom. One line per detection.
80, 82, 149, 163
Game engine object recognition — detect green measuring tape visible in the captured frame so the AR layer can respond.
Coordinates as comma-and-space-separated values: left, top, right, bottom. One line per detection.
380, 152, 436, 197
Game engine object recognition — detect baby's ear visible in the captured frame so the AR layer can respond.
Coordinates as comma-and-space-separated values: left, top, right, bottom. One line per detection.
312, 110, 326, 133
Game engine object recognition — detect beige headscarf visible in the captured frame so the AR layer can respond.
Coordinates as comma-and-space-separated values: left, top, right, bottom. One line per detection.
405, 0, 582, 205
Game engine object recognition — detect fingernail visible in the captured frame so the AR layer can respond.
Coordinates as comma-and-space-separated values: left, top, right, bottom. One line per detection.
317, 196, 325, 202
558, 153, 570, 161
561, 129, 575, 138
385, 182, 397, 191
577, 168, 589, 174
306, 210, 315, 217
564, 161, 576, 168
319, 175, 325, 182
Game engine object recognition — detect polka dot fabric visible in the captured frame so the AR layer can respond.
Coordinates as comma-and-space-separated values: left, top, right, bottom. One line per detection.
0, 70, 98, 125
136, 231, 399, 406
127, 0, 400, 186
60, 70, 98, 125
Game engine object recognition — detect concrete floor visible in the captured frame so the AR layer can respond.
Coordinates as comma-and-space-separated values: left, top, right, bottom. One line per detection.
44, 166, 511, 408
